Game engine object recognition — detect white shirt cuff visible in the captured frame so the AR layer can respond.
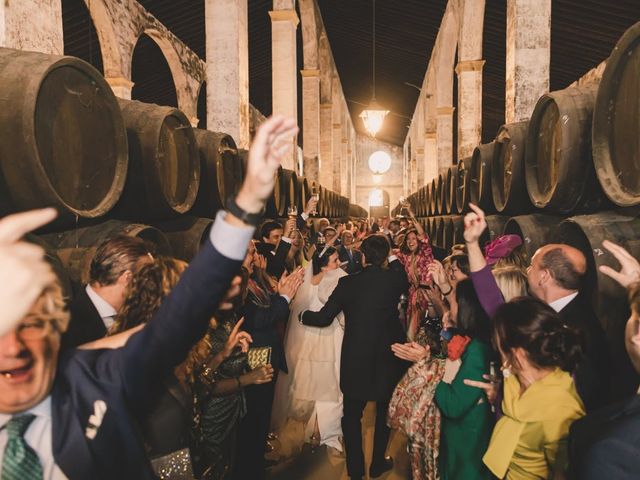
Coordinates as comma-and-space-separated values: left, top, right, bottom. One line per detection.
280, 294, 291, 304
388, 254, 398, 263
281, 237, 292, 244
209, 211, 255, 261
301, 212, 309, 221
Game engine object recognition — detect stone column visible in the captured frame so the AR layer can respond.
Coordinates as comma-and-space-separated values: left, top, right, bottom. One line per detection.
506, 0, 551, 123
301, 69, 320, 160
105, 77, 134, 100
424, 132, 438, 183
206, 0, 250, 148
415, 147, 425, 187
319, 103, 333, 188
0, 0, 62, 55
410, 156, 418, 193
270, 7, 299, 169
332, 120, 342, 193
305, 155, 320, 184
456, 59, 485, 159
341, 137, 349, 196
436, 106, 455, 171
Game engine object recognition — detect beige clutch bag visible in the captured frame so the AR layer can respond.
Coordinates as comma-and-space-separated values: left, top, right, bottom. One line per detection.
247, 346, 272, 369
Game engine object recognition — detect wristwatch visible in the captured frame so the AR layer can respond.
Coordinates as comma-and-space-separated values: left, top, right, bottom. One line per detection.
226, 196, 265, 227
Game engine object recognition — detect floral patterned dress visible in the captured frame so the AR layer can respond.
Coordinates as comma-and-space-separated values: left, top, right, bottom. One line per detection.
397, 235, 435, 340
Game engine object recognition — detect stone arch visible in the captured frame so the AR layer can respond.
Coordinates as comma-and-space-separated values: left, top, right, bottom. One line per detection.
130, 32, 178, 107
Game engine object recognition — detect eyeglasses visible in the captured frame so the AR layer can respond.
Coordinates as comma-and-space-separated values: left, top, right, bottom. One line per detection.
13, 316, 58, 341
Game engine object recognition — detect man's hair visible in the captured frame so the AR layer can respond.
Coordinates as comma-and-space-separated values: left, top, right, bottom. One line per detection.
89, 235, 153, 286
388, 219, 400, 228
540, 247, 584, 290
260, 220, 283, 240
361, 234, 390, 267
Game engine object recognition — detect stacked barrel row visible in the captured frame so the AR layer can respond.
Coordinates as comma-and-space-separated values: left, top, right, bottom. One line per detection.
0, 47, 359, 289
396, 21, 640, 399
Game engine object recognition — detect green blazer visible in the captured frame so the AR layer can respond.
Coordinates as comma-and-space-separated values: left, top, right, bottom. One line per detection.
435, 338, 495, 480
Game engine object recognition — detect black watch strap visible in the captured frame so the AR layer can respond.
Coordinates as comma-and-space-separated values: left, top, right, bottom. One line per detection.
226, 197, 264, 226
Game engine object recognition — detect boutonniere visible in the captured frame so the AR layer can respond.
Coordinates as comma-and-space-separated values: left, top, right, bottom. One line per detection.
447, 335, 471, 361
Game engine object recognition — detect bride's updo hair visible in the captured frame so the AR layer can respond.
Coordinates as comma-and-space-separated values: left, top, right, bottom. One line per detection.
312, 246, 337, 275
493, 297, 584, 372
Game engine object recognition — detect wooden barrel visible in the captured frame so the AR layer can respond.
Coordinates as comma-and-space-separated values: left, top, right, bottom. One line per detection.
553, 211, 640, 397
155, 216, 214, 262
492, 122, 531, 214
503, 214, 561, 263
445, 165, 458, 215
279, 169, 297, 213
593, 22, 640, 207
443, 216, 464, 252
190, 130, 240, 218
429, 178, 437, 216
28, 234, 72, 301
455, 157, 472, 214
479, 215, 509, 249
435, 174, 445, 216
43, 220, 172, 283
435, 216, 446, 249
424, 183, 432, 216
0, 48, 128, 228
113, 99, 200, 220
470, 142, 496, 212
525, 85, 606, 213
297, 177, 310, 210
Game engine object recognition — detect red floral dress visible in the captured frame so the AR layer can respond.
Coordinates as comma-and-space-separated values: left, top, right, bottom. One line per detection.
397, 235, 435, 340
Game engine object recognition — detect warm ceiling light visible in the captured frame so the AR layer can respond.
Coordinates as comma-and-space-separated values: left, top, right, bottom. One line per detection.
360, 0, 389, 137
368, 150, 391, 175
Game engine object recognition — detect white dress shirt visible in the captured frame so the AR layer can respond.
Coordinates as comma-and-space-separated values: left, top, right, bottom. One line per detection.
0, 397, 68, 479
548, 291, 579, 313
85, 284, 118, 330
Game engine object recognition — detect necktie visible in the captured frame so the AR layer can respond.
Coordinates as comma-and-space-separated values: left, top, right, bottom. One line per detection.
2, 414, 43, 480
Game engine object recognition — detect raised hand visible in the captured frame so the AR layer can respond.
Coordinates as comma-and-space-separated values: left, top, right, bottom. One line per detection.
427, 260, 450, 290
284, 218, 296, 238
222, 318, 253, 357
0, 208, 58, 336
463, 374, 500, 405
391, 342, 430, 363
243, 364, 275, 384
304, 196, 318, 215
236, 115, 298, 214
278, 267, 304, 298
463, 203, 487, 244
599, 240, 640, 288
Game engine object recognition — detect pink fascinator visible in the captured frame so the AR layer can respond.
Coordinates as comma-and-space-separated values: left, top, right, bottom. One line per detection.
484, 234, 523, 266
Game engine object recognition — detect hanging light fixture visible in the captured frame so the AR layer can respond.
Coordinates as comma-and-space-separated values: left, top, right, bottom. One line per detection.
359, 0, 389, 137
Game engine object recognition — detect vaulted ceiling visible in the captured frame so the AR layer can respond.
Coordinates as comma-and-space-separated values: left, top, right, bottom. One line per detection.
62, 0, 640, 147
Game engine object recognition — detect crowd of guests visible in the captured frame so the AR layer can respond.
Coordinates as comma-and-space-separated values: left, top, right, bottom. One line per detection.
0, 114, 639, 480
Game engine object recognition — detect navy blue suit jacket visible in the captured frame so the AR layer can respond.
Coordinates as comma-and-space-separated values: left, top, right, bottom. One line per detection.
51, 240, 242, 479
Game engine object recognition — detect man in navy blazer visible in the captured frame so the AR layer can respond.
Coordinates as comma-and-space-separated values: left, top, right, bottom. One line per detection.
0, 115, 299, 479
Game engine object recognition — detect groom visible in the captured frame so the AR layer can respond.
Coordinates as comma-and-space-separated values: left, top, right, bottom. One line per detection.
301, 234, 409, 479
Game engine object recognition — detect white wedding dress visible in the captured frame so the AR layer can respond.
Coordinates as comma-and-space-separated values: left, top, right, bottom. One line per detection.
271, 264, 347, 456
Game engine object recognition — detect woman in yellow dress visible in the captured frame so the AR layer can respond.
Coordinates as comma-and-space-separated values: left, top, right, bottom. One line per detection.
483, 297, 586, 480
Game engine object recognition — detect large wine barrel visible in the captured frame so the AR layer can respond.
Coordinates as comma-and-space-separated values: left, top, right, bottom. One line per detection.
435, 216, 446, 249
503, 214, 561, 263
424, 183, 433, 216
445, 165, 457, 215
297, 177, 310, 210
553, 212, 640, 398
113, 100, 200, 220
0, 48, 128, 228
155, 216, 214, 262
435, 174, 445, 216
479, 215, 509, 249
593, 22, 640, 207
43, 220, 172, 283
470, 142, 496, 212
443, 216, 464, 251
455, 158, 472, 214
190, 130, 240, 218
525, 85, 606, 213
279, 169, 297, 213
492, 122, 531, 214
429, 178, 438, 215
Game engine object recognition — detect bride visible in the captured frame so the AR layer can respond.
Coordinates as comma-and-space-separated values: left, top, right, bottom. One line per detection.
271, 245, 347, 457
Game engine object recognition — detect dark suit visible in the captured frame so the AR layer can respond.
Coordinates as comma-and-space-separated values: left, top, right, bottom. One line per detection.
560, 294, 611, 411
61, 283, 107, 350
302, 260, 409, 477
256, 240, 291, 278
569, 394, 640, 479
338, 245, 363, 275
50, 240, 242, 479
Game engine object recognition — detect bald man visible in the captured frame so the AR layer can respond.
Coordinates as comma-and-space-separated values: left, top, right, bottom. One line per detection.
526, 243, 611, 411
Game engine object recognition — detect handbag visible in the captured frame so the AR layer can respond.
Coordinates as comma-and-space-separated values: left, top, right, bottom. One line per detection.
150, 448, 195, 480
247, 346, 272, 370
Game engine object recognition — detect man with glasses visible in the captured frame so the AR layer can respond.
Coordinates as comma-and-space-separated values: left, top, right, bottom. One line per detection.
0, 115, 298, 479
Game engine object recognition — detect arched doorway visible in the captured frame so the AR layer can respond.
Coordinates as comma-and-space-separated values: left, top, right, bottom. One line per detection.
62, 0, 104, 74
131, 33, 178, 107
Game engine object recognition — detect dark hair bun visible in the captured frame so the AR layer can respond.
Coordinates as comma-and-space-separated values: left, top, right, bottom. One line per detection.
537, 325, 584, 372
